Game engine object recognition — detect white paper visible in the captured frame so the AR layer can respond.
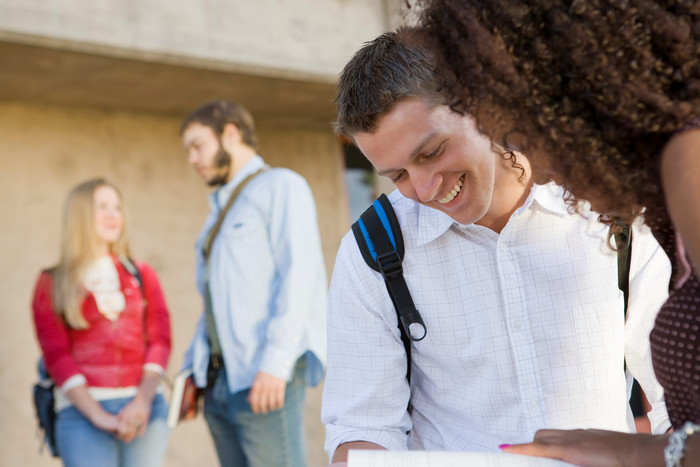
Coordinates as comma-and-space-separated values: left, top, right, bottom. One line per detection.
347, 450, 577, 467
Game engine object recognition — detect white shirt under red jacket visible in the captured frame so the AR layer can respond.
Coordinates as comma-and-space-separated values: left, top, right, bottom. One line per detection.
322, 182, 671, 457
32, 255, 171, 407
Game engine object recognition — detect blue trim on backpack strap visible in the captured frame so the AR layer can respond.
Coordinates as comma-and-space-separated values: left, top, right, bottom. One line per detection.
372, 198, 396, 250
357, 218, 378, 262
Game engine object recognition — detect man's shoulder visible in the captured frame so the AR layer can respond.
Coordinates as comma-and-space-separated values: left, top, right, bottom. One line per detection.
385, 189, 422, 222
245, 167, 313, 202
338, 190, 422, 260
261, 167, 309, 186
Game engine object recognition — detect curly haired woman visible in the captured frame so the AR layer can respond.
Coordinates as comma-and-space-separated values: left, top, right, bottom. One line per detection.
410, 1, 700, 466
32, 178, 172, 467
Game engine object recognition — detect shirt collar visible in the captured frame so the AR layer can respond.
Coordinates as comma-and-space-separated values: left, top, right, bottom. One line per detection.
415, 182, 569, 246
529, 182, 571, 216
209, 155, 266, 210
416, 203, 460, 246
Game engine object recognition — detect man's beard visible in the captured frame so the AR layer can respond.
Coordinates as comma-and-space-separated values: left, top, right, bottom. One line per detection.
207, 145, 232, 187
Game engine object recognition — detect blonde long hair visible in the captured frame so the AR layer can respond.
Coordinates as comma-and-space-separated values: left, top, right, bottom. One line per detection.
52, 178, 131, 329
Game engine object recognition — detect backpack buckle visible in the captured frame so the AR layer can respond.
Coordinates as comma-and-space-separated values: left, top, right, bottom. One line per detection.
376, 251, 403, 279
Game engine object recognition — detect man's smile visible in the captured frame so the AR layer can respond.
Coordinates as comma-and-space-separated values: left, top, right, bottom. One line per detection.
437, 175, 464, 205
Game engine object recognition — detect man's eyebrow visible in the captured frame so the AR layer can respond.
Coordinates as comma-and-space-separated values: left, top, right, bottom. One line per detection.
410, 130, 440, 159
184, 137, 200, 147
376, 130, 441, 177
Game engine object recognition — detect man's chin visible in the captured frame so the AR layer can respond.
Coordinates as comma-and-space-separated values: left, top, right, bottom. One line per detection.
205, 172, 230, 187
440, 205, 484, 226
206, 178, 225, 187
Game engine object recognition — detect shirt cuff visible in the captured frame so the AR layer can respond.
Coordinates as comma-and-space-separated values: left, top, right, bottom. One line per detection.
143, 363, 166, 377
648, 402, 672, 435
259, 346, 298, 381
325, 427, 408, 460
61, 374, 87, 392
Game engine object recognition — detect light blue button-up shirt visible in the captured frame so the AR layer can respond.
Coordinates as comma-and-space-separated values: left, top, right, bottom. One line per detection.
184, 156, 327, 393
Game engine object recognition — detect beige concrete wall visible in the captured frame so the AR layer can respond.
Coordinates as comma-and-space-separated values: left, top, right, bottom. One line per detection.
0, 100, 349, 467
0, 0, 392, 80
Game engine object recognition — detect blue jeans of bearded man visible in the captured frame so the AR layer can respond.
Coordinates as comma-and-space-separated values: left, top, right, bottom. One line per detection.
204, 357, 307, 467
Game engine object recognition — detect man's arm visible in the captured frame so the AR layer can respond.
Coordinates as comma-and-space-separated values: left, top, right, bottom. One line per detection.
322, 232, 413, 458
332, 441, 386, 464
624, 219, 672, 433
251, 170, 327, 413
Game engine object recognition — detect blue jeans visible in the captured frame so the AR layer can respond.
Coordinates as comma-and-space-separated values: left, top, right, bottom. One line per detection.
55, 394, 169, 467
204, 358, 307, 467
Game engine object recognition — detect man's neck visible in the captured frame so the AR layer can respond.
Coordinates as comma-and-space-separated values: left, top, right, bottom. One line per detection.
476, 155, 533, 234
224, 147, 257, 184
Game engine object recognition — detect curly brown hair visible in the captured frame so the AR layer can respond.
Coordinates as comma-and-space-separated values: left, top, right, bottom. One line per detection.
410, 0, 700, 230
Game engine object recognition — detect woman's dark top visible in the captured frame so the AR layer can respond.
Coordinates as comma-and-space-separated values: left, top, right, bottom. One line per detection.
649, 120, 700, 429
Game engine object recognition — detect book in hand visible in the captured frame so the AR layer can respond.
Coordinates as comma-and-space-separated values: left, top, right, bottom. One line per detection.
167, 369, 202, 429
347, 450, 578, 467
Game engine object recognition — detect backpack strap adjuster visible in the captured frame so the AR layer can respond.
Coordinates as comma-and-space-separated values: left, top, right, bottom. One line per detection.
377, 251, 403, 279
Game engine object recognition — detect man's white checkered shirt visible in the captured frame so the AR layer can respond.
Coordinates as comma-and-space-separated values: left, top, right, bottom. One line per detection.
322, 183, 671, 457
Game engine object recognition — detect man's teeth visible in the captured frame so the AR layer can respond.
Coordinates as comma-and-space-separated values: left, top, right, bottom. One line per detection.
437, 177, 464, 204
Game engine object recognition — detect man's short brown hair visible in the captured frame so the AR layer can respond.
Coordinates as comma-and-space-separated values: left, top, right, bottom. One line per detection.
335, 30, 444, 138
181, 100, 259, 151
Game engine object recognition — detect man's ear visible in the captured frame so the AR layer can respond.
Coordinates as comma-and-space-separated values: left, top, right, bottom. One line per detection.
220, 123, 242, 151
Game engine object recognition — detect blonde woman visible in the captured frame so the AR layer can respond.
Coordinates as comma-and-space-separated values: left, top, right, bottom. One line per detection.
31, 178, 171, 467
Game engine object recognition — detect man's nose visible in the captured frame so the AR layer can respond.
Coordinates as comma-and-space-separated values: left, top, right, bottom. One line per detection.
412, 169, 442, 203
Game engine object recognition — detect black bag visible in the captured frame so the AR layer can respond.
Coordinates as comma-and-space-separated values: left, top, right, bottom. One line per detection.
33, 358, 59, 457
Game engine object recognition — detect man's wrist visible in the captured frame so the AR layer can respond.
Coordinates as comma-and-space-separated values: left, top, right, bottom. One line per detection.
332, 441, 385, 463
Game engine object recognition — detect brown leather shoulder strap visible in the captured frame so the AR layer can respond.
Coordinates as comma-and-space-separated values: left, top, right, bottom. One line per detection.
202, 167, 267, 260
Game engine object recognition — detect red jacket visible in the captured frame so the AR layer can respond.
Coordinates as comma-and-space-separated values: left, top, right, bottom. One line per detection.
32, 256, 171, 388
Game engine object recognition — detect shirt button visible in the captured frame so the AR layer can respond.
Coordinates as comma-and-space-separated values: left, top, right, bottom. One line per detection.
513, 320, 523, 330
529, 401, 538, 411
499, 243, 507, 251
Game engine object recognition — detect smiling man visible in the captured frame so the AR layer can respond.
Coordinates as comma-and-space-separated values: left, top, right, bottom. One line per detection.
321, 32, 672, 465
180, 100, 327, 467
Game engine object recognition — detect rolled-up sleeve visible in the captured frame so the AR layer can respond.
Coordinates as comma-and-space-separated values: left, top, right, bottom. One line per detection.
624, 220, 672, 434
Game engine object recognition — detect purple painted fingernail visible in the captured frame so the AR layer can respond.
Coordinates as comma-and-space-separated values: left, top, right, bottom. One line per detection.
499, 444, 511, 449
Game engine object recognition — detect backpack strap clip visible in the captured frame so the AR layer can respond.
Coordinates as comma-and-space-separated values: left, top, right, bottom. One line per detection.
376, 250, 403, 279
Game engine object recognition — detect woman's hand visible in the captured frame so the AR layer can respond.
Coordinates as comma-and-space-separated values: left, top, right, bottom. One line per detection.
117, 394, 151, 442
64, 384, 119, 434
89, 410, 120, 433
501, 428, 666, 467
115, 368, 162, 442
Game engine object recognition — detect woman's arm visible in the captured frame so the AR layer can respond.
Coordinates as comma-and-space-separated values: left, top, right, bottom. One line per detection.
116, 262, 171, 441
661, 128, 700, 272
138, 262, 172, 370
116, 369, 162, 442
31, 272, 84, 385
63, 384, 119, 433
503, 428, 700, 467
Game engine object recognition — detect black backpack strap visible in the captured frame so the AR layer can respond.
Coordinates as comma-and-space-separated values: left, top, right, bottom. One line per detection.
611, 220, 632, 317
119, 256, 145, 297
118, 256, 149, 340
351, 194, 427, 383
610, 219, 646, 416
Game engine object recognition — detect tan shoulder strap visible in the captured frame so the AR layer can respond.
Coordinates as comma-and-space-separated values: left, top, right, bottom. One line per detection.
202, 168, 267, 260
